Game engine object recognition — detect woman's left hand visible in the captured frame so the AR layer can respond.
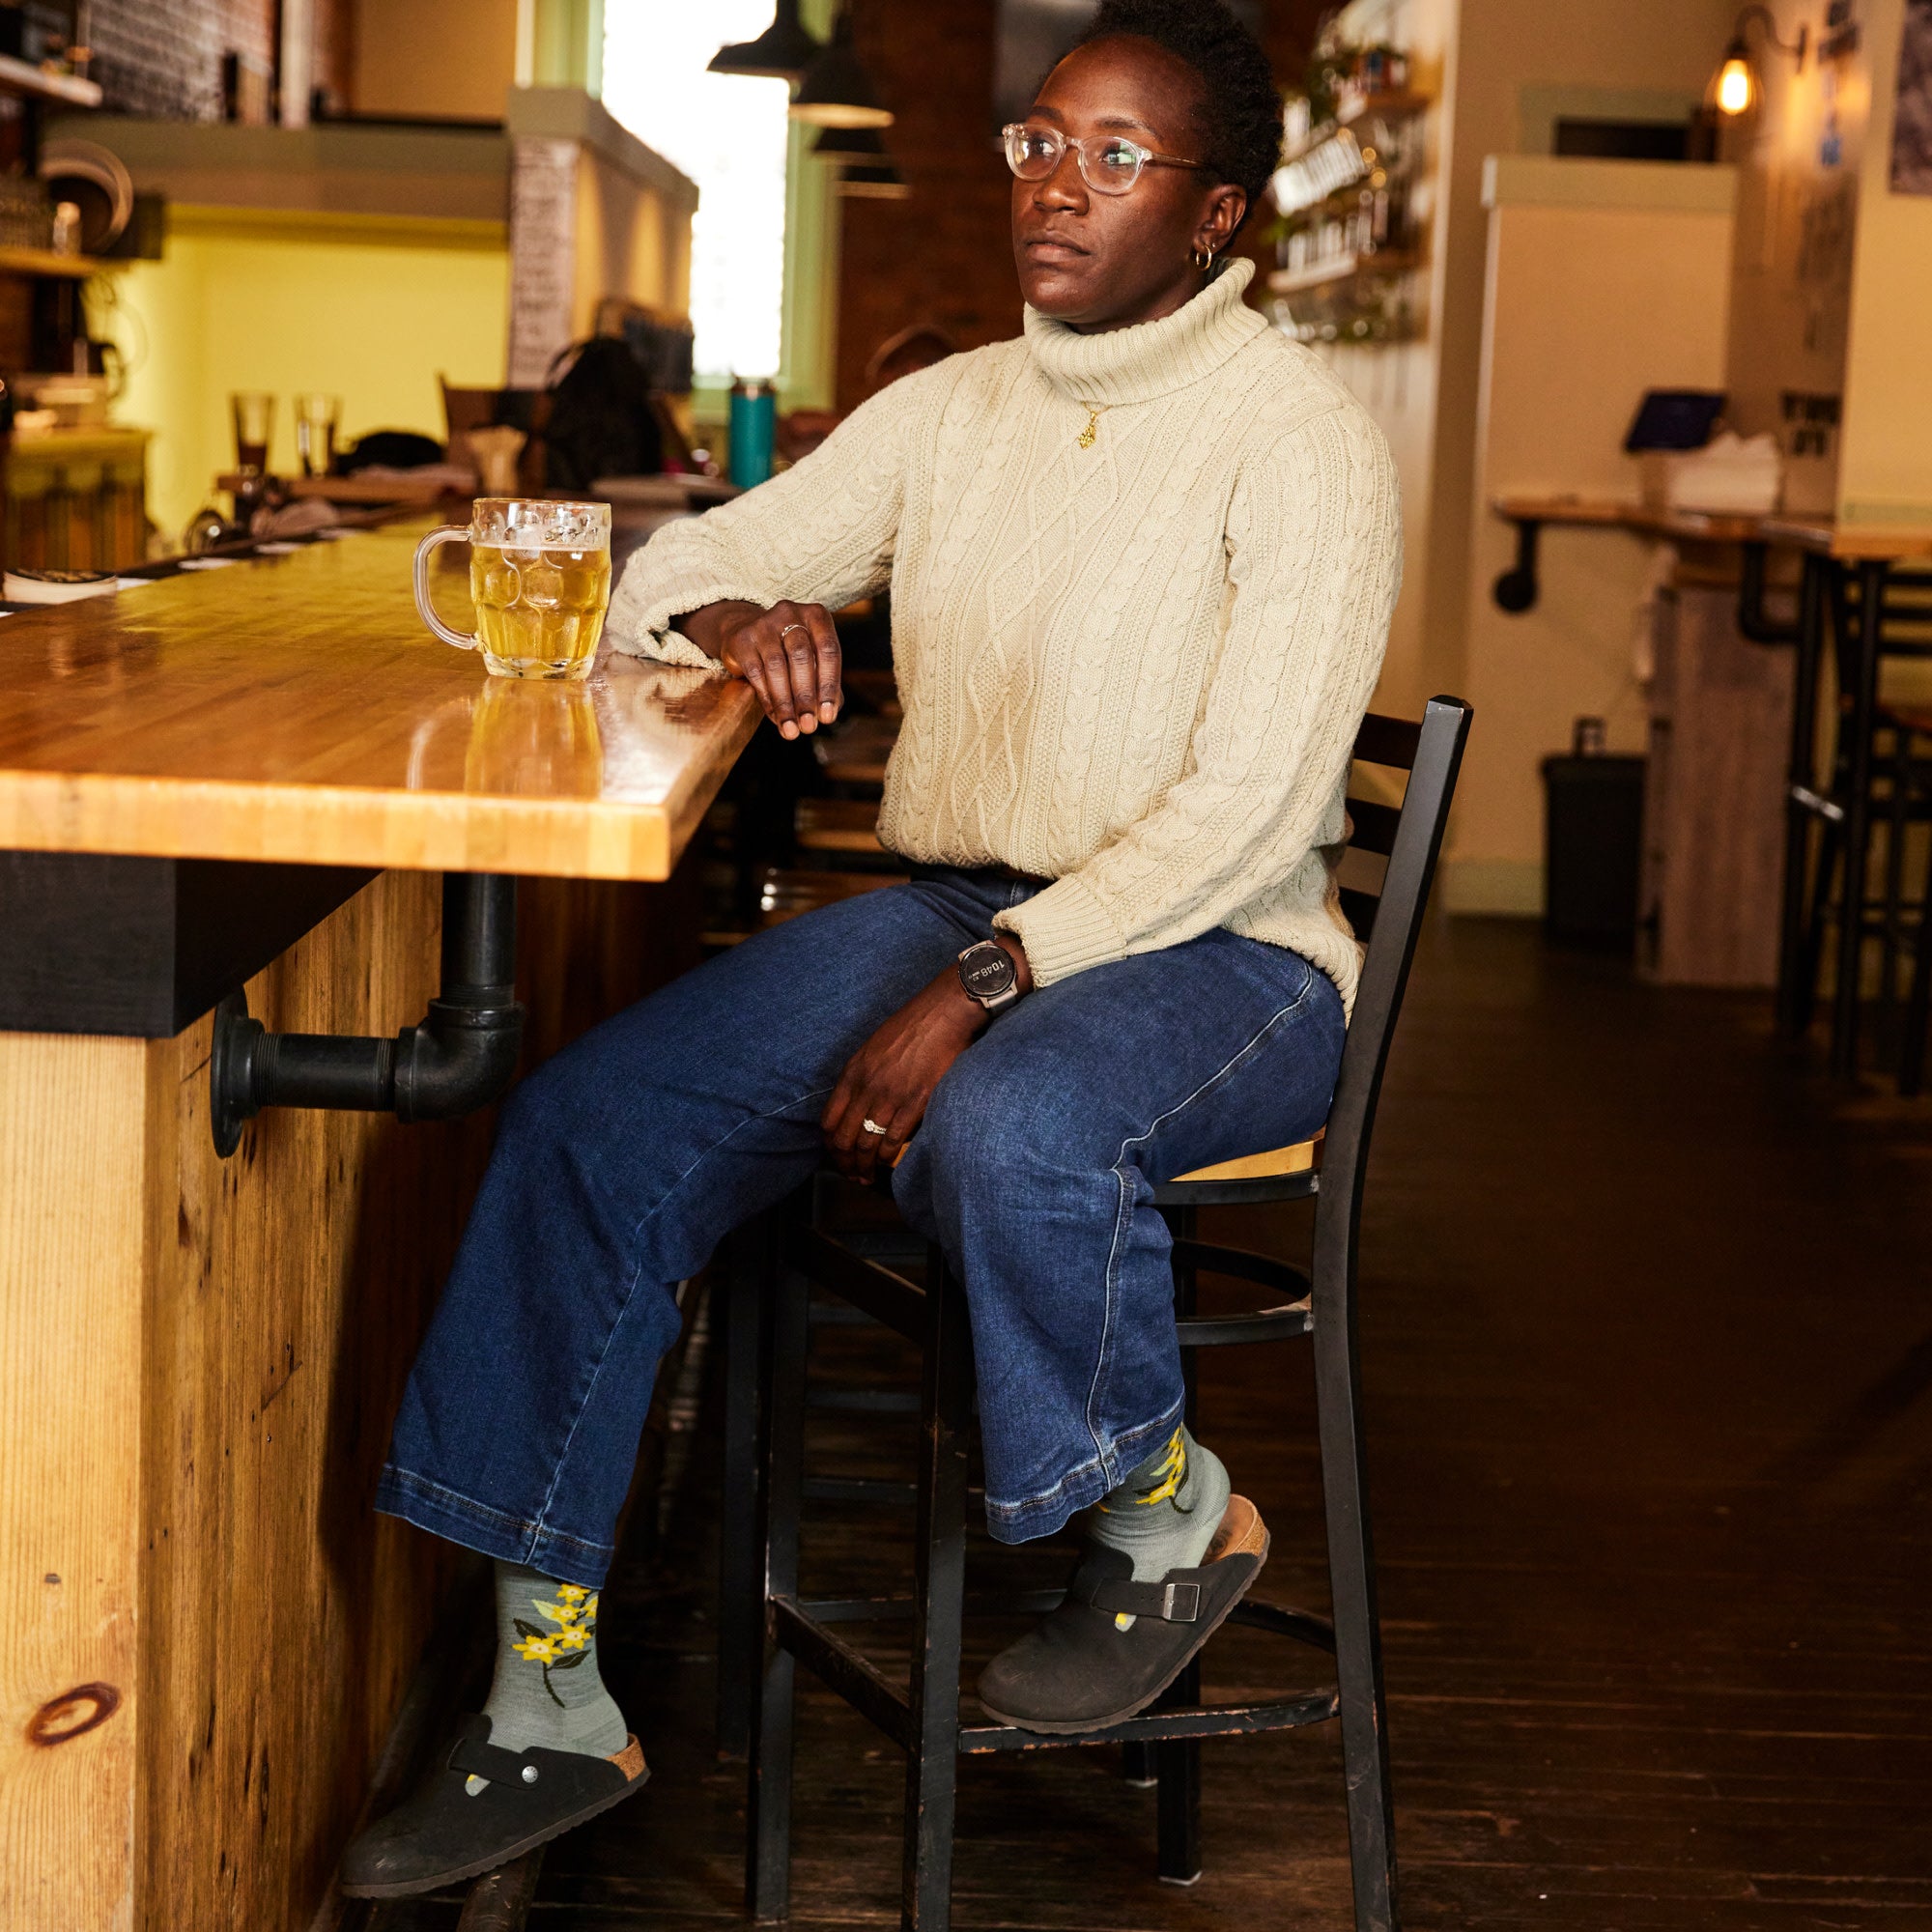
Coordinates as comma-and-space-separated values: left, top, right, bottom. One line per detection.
822, 940, 1031, 1182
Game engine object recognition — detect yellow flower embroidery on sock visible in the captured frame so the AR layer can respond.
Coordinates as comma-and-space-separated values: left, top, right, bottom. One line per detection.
514, 1589, 600, 1702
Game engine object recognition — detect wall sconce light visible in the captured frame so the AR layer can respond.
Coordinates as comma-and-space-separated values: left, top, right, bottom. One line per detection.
790, 8, 893, 128
811, 126, 910, 198
1712, 5, 1809, 117
707, 0, 821, 82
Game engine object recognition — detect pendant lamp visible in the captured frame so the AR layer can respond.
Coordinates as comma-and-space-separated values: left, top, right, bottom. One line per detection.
838, 161, 911, 199
810, 125, 887, 160
707, 0, 820, 82
790, 8, 893, 128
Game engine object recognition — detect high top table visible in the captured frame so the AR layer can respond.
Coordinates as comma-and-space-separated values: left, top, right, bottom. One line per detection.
1491, 495, 1932, 1076
0, 522, 757, 1932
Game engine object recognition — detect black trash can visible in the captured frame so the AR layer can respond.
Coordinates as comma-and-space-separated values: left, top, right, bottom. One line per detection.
1542, 748, 1646, 952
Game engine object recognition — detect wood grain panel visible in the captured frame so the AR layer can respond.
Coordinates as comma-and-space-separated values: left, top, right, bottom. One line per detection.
1642, 584, 1794, 987
0, 1032, 148, 1932
0, 524, 760, 882
134, 868, 486, 1932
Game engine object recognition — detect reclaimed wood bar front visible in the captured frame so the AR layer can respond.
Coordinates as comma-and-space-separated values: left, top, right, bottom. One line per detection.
0, 525, 757, 1932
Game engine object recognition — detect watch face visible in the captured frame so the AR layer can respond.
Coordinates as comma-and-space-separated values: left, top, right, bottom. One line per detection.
960, 944, 1016, 1002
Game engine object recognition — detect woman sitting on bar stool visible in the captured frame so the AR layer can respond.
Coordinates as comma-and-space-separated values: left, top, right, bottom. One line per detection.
344, 0, 1401, 1896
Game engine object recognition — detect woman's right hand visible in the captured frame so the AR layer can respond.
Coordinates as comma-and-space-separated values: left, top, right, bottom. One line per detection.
681, 598, 842, 740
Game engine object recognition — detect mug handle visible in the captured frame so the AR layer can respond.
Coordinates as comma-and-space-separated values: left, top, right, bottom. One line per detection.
413, 526, 477, 650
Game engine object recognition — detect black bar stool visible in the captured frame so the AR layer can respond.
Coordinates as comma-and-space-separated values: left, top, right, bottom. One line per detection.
1779, 559, 1932, 1076
725, 697, 1472, 1932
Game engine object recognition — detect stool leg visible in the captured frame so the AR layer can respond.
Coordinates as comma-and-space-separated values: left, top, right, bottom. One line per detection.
748, 1252, 809, 1922
1313, 1264, 1399, 1932
717, 1217, 771, 1761
1778, 555, 1828, 1035
1881, 729, 1911, 1037
1153, 1662, 1203, 1886
1833, 561, 1890, 1079
1901, 832, 1932, 1094
900, 1250, 972, 1932
1154, 1208, 1202, 1884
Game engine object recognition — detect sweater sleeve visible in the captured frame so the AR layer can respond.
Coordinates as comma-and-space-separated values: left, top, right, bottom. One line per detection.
607, 361, 949, 670
994, 399, 1402, 986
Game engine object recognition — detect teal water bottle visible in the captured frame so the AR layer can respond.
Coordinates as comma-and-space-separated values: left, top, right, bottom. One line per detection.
728, 378, 777, 488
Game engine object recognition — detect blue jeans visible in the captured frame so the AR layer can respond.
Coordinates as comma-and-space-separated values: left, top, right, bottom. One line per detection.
377, 867, 1346, 1588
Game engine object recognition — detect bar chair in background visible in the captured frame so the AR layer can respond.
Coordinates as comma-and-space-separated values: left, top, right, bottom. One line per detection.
1780, 559, 1932, 1079
720, 696, 1472, 1932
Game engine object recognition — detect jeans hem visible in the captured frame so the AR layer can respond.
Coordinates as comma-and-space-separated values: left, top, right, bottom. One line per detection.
981, 1397, 1186, 1546
376, 1464, 615, 1590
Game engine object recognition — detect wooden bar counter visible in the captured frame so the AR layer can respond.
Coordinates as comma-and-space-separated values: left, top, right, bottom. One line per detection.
0, 524, 757, 1931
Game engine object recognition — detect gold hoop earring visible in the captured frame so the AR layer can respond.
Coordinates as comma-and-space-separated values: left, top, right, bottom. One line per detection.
1191, 243, 1216, 273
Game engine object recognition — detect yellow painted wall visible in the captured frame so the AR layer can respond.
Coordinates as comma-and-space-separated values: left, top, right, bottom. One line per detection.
99, 211, 510, 542
1323, 0, 1738, 729
353, 0, 521, 120
1453, 176, 1736, 909
1840, 0, 1932, 528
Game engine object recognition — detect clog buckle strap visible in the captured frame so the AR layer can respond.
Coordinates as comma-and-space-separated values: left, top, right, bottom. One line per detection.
1073, 1571, 1204, 1624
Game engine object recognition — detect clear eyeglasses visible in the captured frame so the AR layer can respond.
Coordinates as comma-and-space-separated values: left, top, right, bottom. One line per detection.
1002, 122, 1210, 195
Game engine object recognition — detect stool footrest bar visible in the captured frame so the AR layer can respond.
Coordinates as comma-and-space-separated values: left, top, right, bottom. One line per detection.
770, 1597, 912, 1749
1176, 1302, 1313, 1346
957, 1689, 1341, 1753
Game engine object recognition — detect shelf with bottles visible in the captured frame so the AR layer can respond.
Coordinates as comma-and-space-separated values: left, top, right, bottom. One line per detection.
1269, 278, 1421, 351
1268, 247, 1420, 296
0, 51, 100, 107
1279, 88, 1432, 172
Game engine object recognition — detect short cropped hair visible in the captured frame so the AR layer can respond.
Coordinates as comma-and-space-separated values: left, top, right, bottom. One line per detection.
1074, 0, 1284, 222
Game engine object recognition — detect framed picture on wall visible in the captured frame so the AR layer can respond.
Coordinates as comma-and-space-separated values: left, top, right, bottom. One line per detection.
1893, 0, 1932, 192
991, 0, 1265, 132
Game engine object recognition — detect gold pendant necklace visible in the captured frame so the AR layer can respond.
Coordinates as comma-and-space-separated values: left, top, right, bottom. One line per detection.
1076, 401, 1110, 450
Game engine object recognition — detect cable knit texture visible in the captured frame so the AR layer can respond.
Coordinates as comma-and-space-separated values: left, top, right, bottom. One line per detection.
608, 260, 1402, 1009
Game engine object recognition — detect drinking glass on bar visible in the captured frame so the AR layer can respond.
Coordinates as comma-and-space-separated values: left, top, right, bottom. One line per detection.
295, 393, 340, 479
231, 391, 274, 477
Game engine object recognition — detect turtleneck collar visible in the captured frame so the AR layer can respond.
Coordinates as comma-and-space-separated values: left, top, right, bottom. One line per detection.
1022, 257, 1266, 409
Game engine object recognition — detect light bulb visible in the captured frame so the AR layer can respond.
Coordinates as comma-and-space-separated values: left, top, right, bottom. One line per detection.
1717, 56, 1755, 115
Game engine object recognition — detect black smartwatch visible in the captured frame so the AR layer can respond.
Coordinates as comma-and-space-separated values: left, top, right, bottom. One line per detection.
957, 939, 1020, 1013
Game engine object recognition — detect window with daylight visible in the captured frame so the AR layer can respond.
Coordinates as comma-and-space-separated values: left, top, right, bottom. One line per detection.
602, 0, 792, 384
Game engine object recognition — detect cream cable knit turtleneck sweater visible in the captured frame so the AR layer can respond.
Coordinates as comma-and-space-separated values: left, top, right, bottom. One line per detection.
610, 259, 1402, 1010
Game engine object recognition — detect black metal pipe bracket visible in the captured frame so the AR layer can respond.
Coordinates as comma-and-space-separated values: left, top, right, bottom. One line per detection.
1492, 518, 1541, 612
1737, 540, 1802, 644
210, 872, 524, 1157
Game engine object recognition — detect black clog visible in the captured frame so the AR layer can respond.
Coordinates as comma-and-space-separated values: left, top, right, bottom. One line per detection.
977, 1495, 1270, 1734
338, 1715, 648, 1899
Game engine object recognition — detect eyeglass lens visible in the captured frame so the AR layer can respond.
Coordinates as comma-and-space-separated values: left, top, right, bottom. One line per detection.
1005, 125, 1144, 194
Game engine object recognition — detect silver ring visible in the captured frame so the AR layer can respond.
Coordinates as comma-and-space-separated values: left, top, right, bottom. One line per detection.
779, 622, 809, 642
862, 1118, 889, 1137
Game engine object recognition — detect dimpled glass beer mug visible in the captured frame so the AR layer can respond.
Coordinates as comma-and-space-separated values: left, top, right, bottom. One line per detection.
413, 497, 612, 680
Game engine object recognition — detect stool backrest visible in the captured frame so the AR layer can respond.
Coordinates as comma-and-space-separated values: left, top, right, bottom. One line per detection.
1320, 695, 1472, 1241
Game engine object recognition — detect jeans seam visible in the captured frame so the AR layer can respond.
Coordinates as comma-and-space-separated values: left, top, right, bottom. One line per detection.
1081, 965, 1321, 1487
529, 1080, 838, 1546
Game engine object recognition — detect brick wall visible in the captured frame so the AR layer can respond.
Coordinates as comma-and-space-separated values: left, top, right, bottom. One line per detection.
835, 0, 1326, 412
26, 0, 352, 122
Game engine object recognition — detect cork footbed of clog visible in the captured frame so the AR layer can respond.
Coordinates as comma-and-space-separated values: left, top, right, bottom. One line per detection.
1206, 1492, 1270, 1566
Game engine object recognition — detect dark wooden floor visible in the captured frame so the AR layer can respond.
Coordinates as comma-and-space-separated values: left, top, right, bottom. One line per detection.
384, 917, 1932, 1929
